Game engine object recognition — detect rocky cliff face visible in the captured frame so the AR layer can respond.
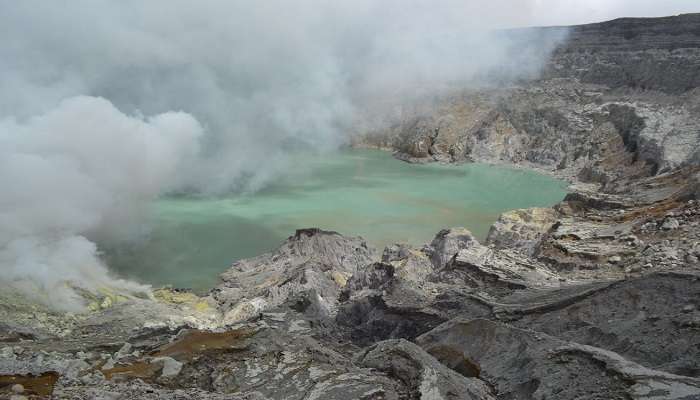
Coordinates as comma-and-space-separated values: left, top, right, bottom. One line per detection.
357, 14, 700, 183
361, 80, 700, 184
546, 13, 700, 93
3, 13, 700, 400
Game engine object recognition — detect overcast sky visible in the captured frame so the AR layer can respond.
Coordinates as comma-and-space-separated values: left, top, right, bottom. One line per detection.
497, 0, 700, 27
348, 1, 700, 32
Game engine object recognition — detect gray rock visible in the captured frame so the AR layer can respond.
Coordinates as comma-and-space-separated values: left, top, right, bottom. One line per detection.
429, 228, 480, 268
544, 14, 700, 94
625, 265, 642, 273
662, 218, 681, 230
505, 272, 700, 377
486, 208, 558, 255
356, 339, 495, 400
336, 261, 444, 346
115, 343, 132, 360
154, 356, 183, 379
213, 228, 377, 324
417, 318, 700, 400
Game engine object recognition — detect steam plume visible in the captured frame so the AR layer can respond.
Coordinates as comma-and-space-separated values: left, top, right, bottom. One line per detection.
0, 0, 582, 309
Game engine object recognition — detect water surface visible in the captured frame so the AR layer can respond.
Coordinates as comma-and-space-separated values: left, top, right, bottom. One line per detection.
104, 149, 567, 289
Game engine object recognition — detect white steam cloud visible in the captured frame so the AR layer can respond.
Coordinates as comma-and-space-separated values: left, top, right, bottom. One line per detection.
0, 96, 202, 309
0, 0, 592, 309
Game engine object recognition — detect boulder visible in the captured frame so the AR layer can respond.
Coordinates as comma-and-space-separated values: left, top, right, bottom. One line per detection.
213, 228, 376, 324
356, 339, 495, 400
486, 208, 558, 255
429, 228, 480, 268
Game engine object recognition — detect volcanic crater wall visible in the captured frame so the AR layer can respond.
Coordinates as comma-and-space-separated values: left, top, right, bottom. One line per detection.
3, 13, 700, 400
545, 13, 700, 93
357, 14, 700, 186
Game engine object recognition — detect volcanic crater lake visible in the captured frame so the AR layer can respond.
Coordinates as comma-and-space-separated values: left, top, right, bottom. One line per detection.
105, 149, 567, 290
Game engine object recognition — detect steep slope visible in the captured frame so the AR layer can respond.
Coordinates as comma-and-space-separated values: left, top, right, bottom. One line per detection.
356, 14, 700, 183
546, 13, 700, 93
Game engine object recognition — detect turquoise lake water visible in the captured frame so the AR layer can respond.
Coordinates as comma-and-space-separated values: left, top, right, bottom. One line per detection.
104, 149, 567, 290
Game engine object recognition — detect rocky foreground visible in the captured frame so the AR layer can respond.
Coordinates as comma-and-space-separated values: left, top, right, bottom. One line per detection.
2, 13, 700, 400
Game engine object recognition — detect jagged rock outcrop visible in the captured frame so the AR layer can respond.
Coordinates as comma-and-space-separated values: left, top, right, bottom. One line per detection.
486, 208, 558, 255
416, 318, 700, 400
3, 193, 699, 398
335, 229, 564, 346
356, 339, 496, 400
356, 15, 700, 184
428, 228, 481, 268
336, 261, 444, 346
504, 272, 700, 377
359, 79, 700, 185
534, 167, 700, 276
212, 228, 376, 324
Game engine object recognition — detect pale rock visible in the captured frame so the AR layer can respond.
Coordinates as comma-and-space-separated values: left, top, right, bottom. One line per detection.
154, 356, 183, 379
662, 218, 680, 230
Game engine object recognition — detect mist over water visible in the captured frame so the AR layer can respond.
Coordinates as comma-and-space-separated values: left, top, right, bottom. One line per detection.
0, 1, 572, 309
102, 149, 567, 290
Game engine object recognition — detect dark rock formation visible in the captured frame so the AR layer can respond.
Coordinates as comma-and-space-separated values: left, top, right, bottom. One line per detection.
356, 339, 495, 400
416, 318, 700, 400
545, 14, 700, 93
